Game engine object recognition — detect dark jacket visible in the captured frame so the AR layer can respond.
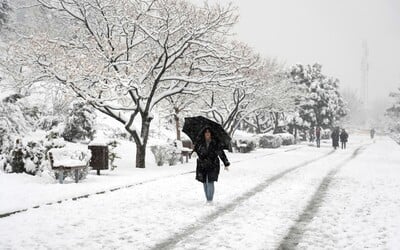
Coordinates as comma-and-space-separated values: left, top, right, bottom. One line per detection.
316, 127, 321, 138
331, 130, 340, 147
340, 131, 349, 142
194, 140, 230, 183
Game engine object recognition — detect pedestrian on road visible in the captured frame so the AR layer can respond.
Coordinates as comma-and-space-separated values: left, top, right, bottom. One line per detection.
315, 126, 321, 148
194, 127, 230, 203
331, 127, 340, 150
340, 129, 349, 149
370, 128, 376, 139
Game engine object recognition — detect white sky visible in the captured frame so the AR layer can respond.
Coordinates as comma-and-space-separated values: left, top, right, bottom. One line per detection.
206, 0, 400, 106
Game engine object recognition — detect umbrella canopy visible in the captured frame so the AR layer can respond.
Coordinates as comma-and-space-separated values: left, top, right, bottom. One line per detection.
182, 116, 231, 150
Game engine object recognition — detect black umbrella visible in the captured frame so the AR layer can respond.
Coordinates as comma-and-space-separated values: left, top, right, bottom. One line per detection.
182, 116, 231, 150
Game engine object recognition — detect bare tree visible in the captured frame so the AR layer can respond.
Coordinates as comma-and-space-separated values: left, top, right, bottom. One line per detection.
162, 94, 196, 141
201, 57, 293, 137
10, 0, 241, 168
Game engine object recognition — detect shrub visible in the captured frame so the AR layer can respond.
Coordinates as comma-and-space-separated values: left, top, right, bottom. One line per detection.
62, 101, 96, 142
151, 145, 168, 166
0, 126, 13, 155
235, 140, 256, 153
166, 145, 181, 166
9, 139, 25, 173
151, 144, 181, 166
37, 115, 63, 131
0, 154, 6, 172
259, 135, 282, 148
24, 141, 45, 175
4, 139, 47, 175
107, 140, 119, 170
275, 133, 295, 145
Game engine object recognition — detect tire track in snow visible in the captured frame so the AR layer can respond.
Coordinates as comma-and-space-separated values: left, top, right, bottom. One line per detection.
0, 146, 303, 219
151, 149, 336, 250
277, 144, 369, 250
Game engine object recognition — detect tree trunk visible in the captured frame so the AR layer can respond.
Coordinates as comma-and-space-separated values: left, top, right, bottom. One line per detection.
174, 111, 181, 141
127, 114, 152, 169
135, 143, 146, 168
255, 115, 261, 134
272, 112, 280, 134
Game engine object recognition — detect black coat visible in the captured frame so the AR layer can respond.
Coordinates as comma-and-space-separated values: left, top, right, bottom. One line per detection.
331, 130, 340, 147
194, 140, 230, 183
340, 131, 349, 142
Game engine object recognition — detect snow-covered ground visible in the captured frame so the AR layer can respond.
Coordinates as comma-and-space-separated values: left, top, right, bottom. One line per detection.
0, 134, 399, 250
0, 140, 302, 215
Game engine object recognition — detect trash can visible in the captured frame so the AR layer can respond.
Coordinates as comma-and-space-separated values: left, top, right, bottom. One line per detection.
88, 143, 109, 175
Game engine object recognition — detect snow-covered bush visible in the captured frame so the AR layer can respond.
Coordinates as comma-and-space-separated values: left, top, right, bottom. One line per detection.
44, 131, 66, 155
8, 139, 24, 173
107, 140, 119, 171
233, 131, 259, 152
166, 145, 181, 166
0, 126, 12, 154
259, 135, 282, 148
275, 133, 295, 145
24, 141, 45, 175
0, 154, 6, 172
151, 144, 181, 166
2, 139, 47, 175
234, 139, 256, 153
62, 101, 96, 142
37, 115, 63, 131
150, 145, 168, 166
0, 93, 33, 134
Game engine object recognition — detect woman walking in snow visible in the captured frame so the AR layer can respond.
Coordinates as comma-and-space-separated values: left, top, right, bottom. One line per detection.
194, 127, 230, 203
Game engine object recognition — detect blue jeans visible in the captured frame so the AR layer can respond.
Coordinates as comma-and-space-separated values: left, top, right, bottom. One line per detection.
203, 175, 215, 201
316, 137, 321, 148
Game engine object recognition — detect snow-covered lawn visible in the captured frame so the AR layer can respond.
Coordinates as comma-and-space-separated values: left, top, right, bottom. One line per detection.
0, 140, 301, 215
1, 135, 399, 250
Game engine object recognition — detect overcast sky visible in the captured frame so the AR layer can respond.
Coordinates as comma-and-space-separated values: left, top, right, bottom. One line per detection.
206, 0, 400, 106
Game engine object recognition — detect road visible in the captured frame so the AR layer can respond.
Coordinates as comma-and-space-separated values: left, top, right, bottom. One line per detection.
1, 135, 400, 250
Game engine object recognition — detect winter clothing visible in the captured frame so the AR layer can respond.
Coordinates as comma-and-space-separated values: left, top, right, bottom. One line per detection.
331, 129, 340, 149
203, 175, 215, 201
195, 139, 230, 183
340, 131, 349, 143
340, 130, 349, 150
316, 127, 321, 148
370, 129, 375, 139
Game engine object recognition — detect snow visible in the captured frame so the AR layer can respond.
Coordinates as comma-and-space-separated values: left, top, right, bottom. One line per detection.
48, 147, 91, 167
296, 136, 400, 249
0, 141, 299, 215
0, 134, 400, 249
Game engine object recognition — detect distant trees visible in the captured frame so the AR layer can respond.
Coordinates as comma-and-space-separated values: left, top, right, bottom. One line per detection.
0, 0, 11, 29
288, 63, 347, 130
386, 88, 400, 133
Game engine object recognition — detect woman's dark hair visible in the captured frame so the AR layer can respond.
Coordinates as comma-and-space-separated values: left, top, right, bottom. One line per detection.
197, 127, 214, 143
